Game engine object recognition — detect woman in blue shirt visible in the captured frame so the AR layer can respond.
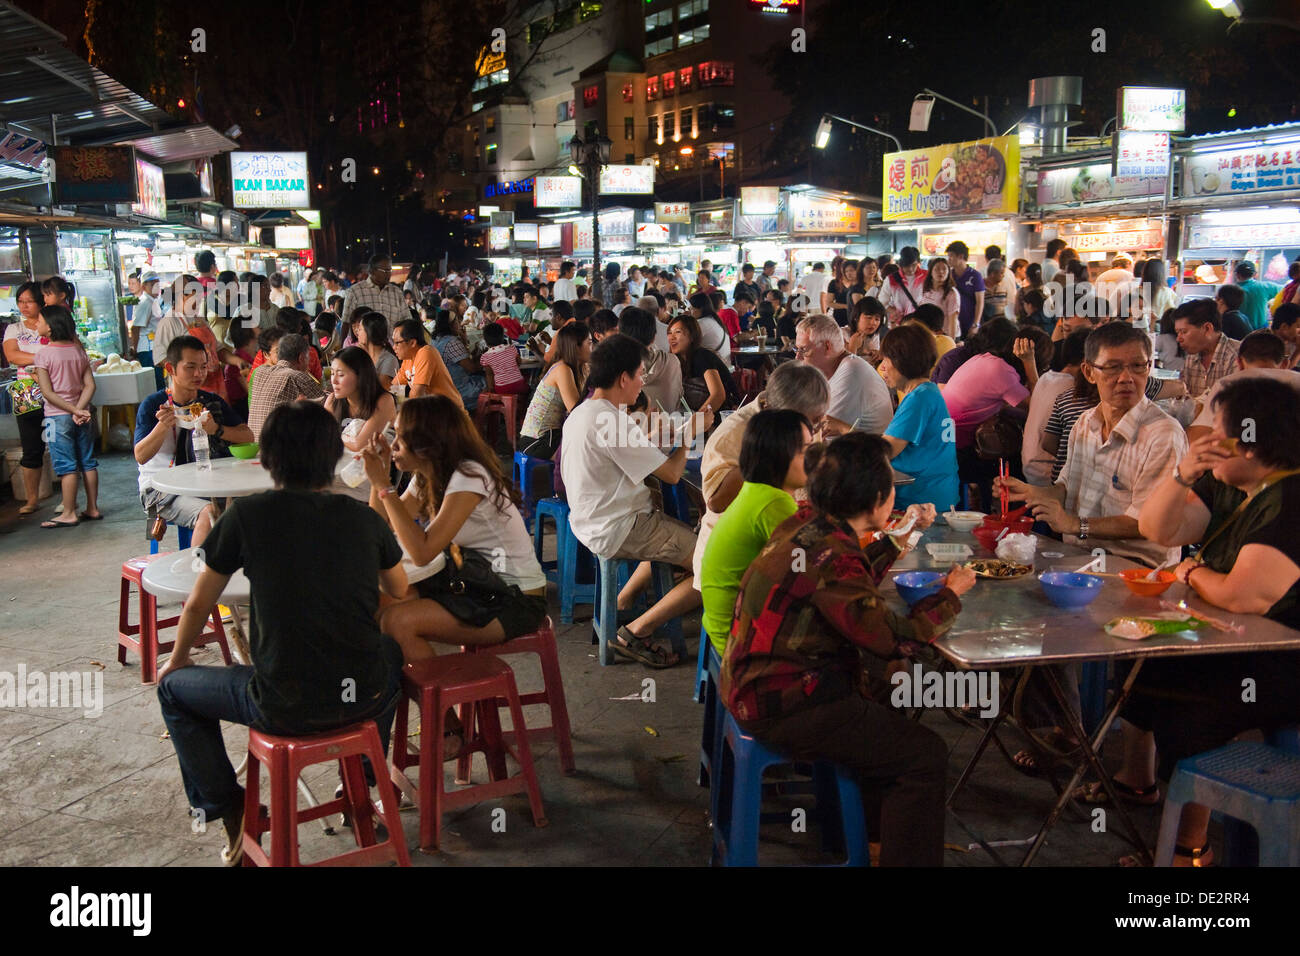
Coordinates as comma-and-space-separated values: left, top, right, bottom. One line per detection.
431, 309, 484, 408
878, 323, 959, 510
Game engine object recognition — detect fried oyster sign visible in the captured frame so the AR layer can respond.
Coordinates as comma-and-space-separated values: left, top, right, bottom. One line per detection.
883, 136, 1020, 221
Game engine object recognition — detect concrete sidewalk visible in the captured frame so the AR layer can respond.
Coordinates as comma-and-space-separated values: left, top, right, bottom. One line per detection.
0, 450, 1171, 866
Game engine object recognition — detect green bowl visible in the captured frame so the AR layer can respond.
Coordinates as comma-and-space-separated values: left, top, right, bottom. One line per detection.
228, 442, 259, 460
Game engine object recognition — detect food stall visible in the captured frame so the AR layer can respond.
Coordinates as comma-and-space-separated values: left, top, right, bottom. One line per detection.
56, 229, 125, 357
882, 136, 1025, 269
1169, 123, 1300, 298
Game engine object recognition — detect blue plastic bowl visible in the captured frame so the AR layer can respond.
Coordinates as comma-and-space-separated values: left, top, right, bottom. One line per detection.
1038, 571, 1103, 609
895, 571, 946, 606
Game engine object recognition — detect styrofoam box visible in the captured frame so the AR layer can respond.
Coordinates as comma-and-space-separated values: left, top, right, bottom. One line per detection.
925, 542, 973, 562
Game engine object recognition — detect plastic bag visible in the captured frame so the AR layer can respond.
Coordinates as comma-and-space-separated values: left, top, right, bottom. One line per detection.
996, 532, 1038, 565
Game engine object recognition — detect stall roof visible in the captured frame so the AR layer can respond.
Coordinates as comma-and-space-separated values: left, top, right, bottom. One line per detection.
103, 125, 238, 163
1180, 123, 1300, 144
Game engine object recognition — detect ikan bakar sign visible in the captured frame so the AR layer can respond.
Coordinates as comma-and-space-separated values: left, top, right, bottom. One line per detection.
230, 151, 310, 209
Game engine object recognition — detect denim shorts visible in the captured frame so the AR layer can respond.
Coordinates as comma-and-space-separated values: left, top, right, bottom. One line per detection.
47, 414, 98, 477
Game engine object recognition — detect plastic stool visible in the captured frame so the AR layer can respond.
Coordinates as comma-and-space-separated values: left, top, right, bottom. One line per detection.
148, 522, 193, 555
698, 642, 722, 787
475, 392, 518, 450
391, 653, 547, 852
1269, 725, 1300, 755
117, 554, 232, 683
711, 710, 869, 867
1155, 741, 1300, 867
593, 556, 685, 666
659, 480, 692, 525
241, 721, 411, 867
459, 618, 575, 775
532, 497, 597, 624
512, 450, 555, 531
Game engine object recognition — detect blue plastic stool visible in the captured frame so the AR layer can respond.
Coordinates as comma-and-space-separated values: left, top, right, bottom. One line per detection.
1220, 725, 1300, 864
1078, 662, 1108, 737
694, 624, 713, 703
1155, 741, 1300, 867
698, 643, 722, 787
532, 497, 596, 624
513, 450, 555, 532
711, 710, 869, 867
592, 556, 685, 666
660, 480, 692, 525
149, 522, 193, 555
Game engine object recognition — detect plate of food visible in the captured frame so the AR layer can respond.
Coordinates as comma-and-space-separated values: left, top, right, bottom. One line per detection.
964, 558, 1031, 579
949, 143, 1007, 214
1104, 612, 1208, 641
172, 401, 208, 429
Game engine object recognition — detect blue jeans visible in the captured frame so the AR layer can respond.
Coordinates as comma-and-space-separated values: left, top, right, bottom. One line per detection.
47, 414, 98, 476
156, 641, 403, 822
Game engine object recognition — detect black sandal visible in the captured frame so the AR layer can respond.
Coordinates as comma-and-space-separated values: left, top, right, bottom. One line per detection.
612, 626, 679, 669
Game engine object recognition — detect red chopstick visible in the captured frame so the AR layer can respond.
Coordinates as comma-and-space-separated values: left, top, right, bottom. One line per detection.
999, 459, 1008, 516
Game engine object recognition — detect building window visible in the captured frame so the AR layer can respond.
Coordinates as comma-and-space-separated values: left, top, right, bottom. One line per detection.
677, 23, 709, 47
677, 0, 709, 17
624, 116, 635, 140
622, 82, 635, 103
484, 115, 496, 133
485, 144, 497, 165
625, 152, 635, 164
700, 103, 735, 130
583, 84, 600, 107
679, 66, 694, 91
662, 71, 676, 95
646, 76, 660, 101
579, 1, 603, 21
644, 10, 672, 31
645, 35, 673, 57
649, 114, 660, 142
697, 61, 734, 86
528, 18, 549, 44
664, 112, 676, 140
681, 107, 693, 138
557, 99, 575, 122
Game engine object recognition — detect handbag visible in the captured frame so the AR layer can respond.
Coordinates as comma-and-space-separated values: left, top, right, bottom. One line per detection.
417, 542, 516, 627
974, 411, 1024, 460
682, 375, 712, 411
7, 375, 42, 415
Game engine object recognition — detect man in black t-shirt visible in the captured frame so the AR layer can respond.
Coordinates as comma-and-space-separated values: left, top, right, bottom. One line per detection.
156, 401, 408, 865
733, 263, 762, 306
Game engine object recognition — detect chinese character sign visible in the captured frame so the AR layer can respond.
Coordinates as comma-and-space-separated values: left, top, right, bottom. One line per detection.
883, 137, 1020, 221
655, 201, 691, 223
534, 176, 582, 208
1184, 145, 1300, 198
790, 198, 862, 235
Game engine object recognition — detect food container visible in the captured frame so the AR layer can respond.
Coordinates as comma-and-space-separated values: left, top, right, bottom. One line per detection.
1118, 568, 1176, 597
894, 571, 946, 606
925, 542, 973, 563
228, 442, 259, 460
943, 510, 985, 533
1038, 571, 1103, 609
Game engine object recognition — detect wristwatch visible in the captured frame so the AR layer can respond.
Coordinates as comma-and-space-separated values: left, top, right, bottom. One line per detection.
1077, 516, 1090, 540
1172, 464, 1198, 488
214, 423, 225, 441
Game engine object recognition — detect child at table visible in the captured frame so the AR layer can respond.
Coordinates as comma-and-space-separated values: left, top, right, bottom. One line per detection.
478, 322, 528, 396
31, 305, 99, 527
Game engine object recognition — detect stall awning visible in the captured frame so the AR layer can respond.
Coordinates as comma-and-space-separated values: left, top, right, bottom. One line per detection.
105, 125, 238, 163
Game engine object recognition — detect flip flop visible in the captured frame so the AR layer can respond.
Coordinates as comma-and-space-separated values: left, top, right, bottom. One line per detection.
40, 519, 80, 529
79, 512, 104, 521
1072, 779, 1161, 806
18, 504, 40, 516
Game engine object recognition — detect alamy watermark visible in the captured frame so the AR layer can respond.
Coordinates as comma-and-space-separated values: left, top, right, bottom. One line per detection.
890, 664, 999, 718
0, 665, 103, 718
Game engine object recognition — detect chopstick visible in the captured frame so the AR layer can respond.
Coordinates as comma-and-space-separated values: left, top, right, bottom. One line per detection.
999, 459, 1009, 516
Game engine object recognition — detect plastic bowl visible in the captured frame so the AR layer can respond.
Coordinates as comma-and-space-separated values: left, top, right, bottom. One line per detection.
1038, 571, 1104, 609
972, 525, 1010, 552
228, 442, 259, 460
894, 571, 946, 606
1119, 568, 1176, 596
943, 511, 985, 533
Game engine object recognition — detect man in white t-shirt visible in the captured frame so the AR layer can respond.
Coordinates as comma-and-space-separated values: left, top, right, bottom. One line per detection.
551, 261, 578, 303
560, 334, 713, 668
1094, 253, 1137, 319
129, 272, 163, 361
801, 262, 828, 313
794, 314, 893, 435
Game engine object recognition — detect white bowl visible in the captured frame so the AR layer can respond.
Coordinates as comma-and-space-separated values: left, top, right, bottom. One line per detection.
943, 511, 985, 533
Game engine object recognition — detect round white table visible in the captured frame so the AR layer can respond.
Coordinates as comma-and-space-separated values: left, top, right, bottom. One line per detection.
140, 548, 252, 604
147, 456, 351, 498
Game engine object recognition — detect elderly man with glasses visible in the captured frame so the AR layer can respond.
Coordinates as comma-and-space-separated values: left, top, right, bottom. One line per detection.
793, 314, 893, 437
341, 255, 408, 332
996, 322, 1188, 569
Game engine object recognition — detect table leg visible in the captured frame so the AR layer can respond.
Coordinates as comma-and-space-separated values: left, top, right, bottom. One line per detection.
225, 604, 252, 665
1020, 660, 1151, 866
945, 666, 1024, 808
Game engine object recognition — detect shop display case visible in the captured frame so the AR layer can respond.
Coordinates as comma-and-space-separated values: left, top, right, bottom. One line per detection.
57, 230, 124, 357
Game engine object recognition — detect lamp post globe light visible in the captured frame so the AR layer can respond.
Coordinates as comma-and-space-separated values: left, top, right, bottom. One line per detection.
568, 127, 613, 301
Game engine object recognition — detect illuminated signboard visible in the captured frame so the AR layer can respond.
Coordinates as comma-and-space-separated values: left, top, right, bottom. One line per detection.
230, 151, 310, 208
1118, 87, 1185, 133
274, 225, 310, 249
637, 222, 670, 244
476, 47, 507, 77
484, 177, 533, 198
488, 226, 512, 249
1057, 220, 1164, 252
1114, 130, 1170, 181
748, 0, 803, 11
598, 164, 654, 195
196, 158, 214, 198
478, 204, 500, 218
538, 223, 562, 247
295, 209, 322, 229
534, 175, 582, 208
514, 222, 539, 244
655, 201, 691, 223
131, 158, 167, 220
198, 210, 219, 234
573, 209, 635, 252
882, 136, 1020, 221
1183, 145, 1300, 198
791, 197, 861, 234
740, 186, 779, 216
1037, 161, 1164, 207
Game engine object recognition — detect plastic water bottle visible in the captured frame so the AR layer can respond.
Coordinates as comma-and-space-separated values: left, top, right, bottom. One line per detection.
192, 424, 211, 472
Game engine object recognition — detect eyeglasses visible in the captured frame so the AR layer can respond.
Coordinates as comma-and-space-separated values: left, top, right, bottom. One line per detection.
793, 344, 816, 357
1088, 362, 1150, 378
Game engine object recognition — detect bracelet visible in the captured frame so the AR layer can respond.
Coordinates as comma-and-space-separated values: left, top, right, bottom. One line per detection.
377, 486, 398, 499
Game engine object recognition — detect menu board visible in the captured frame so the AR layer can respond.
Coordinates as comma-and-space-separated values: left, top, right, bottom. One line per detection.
791, 198, 861, 234
883, 136, 1020, 221
1037, 162, 1165, 207
1183, 145, 1300, 199
131, 158, 167, 220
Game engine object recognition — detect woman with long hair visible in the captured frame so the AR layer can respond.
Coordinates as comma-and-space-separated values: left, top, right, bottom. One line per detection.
364, 395, 547, 661
356, 311, 399, 390
519, 321, 590, 459
432, 308, 484, 407
823, 255, 845, 316
325, 346, 395, 454
829, 258, 858, 327
852, 257, 882, 305
668, 313, 739, 412
921, 258, 960, 338
1138, 258, 1178, 331
723, 432, 972, 867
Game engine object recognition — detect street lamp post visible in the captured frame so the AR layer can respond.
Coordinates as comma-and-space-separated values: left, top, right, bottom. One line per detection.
569, 127, 613, 302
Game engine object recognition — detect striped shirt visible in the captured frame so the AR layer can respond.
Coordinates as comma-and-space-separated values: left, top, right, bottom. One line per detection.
341, 278, 408, 331
480, 345, 523, 389
1055, 397, 1188, 568
1180, 333, 1240, 399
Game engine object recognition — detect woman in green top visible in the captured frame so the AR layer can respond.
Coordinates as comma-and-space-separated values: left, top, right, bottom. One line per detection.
699, 409, 813, 656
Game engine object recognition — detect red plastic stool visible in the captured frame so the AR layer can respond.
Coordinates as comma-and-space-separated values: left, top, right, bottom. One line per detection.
459, 618, 575, 777
241, 722, 411, 867
391, 653, 547, 852
117, 554, 232, 683
474, 392, 519, 450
